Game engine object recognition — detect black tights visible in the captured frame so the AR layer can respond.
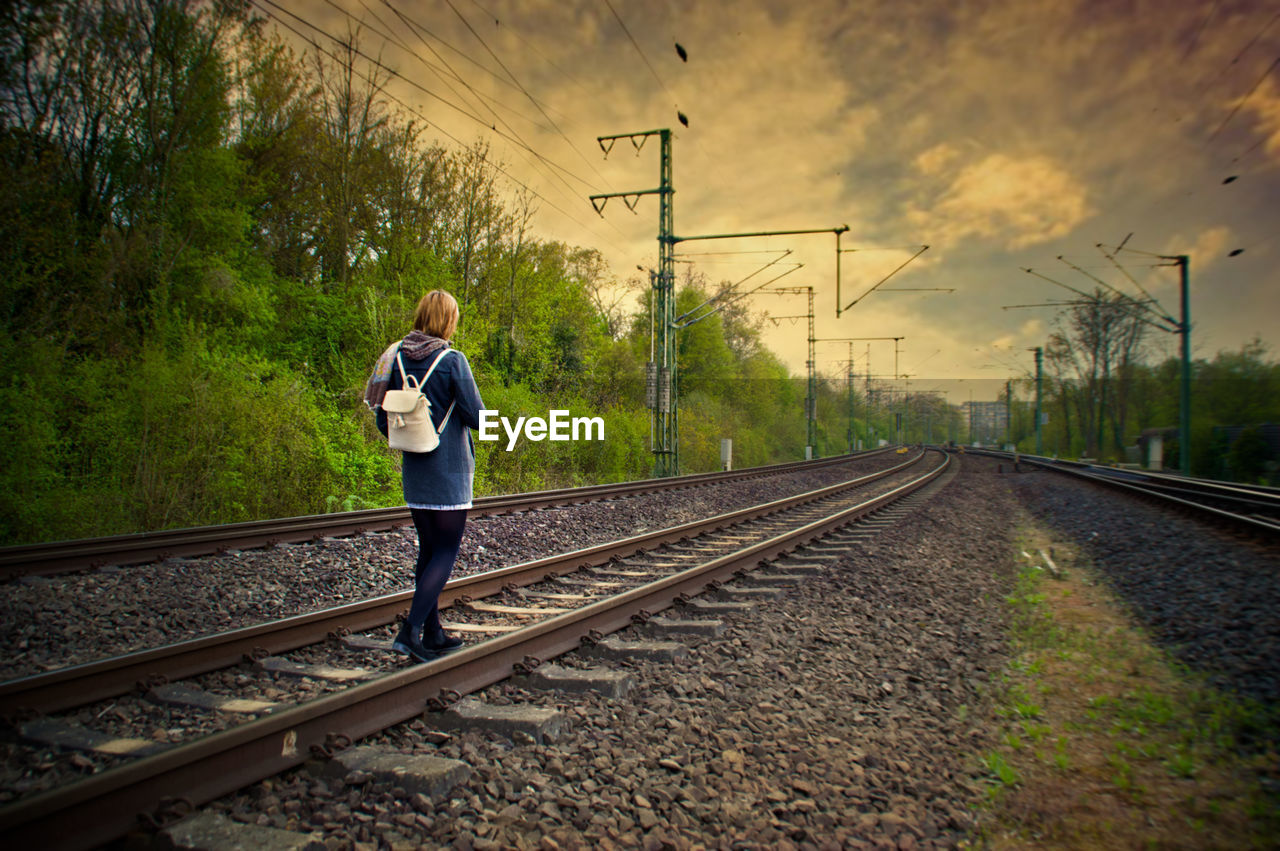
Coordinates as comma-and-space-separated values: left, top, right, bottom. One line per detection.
407, 508, 467, 641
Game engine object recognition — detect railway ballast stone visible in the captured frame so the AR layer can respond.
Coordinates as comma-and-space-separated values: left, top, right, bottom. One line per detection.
323, 746, 470, 800
365, 459, 1019, 848
159, 811, 325, 851
1009, 464, 1280, 706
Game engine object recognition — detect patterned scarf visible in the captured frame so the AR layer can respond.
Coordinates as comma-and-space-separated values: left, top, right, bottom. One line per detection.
363, 331, 450, 411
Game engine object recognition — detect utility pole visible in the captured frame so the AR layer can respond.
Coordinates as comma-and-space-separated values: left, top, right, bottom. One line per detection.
867, 344, 873, 447
1175, 255, 1191, 476
847, 342, 855, 452
589, 129, 675, 476
1096, 244, 1193, 476
590, 130, 848, 476
1005, 379, 1012, 448
763, 287, 817, 457
1033, 346, 1043, 455
894, 339, 902, 445
818, 337, 904, 452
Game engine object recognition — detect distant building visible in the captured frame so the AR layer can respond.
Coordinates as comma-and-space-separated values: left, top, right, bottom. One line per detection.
964, 401, 1008, 445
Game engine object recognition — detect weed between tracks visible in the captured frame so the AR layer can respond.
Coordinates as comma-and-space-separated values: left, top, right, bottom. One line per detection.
967, 519, 1280, 849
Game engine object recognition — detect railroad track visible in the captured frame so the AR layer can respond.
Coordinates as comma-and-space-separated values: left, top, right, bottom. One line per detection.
965, 447, 1280, 536
0, 449, 952, 850
0, 450, 893, 580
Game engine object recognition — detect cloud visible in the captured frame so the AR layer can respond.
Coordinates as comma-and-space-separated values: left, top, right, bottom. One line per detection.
302, 0, 1279, 386
1157, 225, 1232, 272
913, 143, 962, 176
905, 153, 1095, 251
990, 334, 1018, 350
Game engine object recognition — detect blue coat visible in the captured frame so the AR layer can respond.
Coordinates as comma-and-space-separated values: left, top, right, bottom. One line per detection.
376, 347, 485, 509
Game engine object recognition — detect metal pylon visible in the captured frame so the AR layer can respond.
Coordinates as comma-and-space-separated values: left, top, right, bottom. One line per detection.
589, 129, 677, 476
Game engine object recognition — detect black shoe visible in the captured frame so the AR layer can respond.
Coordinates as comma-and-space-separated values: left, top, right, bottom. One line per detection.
424, 631, 464, 653
391, 622, 416, 655
392, 624, 439, 663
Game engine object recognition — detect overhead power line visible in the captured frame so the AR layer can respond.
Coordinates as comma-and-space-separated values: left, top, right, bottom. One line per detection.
338, 0, 593, 216
1206, 52, 1280, 143
467, 0, 604, 107
374, 0, 607, 220
602, 0, 672, 99
1182, 0, 1218, 61
437, 0, 611, 184
256, 0, 600, 194
363, 0, 551, 132
250, 0, 632, 255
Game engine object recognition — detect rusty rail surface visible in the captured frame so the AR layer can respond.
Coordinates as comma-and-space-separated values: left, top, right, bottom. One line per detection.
0, 452, 951, 851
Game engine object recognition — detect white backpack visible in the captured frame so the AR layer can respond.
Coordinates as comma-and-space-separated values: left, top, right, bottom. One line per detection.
381, 348, 455, 453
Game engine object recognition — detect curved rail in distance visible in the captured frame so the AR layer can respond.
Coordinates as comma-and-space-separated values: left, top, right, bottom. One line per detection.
961, 447, 1280, 535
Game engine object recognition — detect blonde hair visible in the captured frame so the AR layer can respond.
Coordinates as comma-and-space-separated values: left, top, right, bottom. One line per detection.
413, 290, 460, 339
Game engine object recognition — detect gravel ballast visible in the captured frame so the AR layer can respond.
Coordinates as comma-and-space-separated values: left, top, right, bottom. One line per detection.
1009, 464, 1280, 706
209, 457, 1021, 849
15, 454, 1274, 847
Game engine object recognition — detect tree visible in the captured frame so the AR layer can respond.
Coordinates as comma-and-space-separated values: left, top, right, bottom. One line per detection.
1044, 290, 1147, 459
309, 26, 390, 290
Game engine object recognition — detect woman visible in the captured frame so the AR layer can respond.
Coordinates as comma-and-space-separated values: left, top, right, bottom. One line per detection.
364, 290, 484, 662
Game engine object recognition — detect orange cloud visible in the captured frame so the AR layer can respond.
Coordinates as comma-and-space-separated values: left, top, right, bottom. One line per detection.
908, 153, 1095, 250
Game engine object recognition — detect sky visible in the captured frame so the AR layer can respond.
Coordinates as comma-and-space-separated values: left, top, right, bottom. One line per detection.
289, 0, 1280, 401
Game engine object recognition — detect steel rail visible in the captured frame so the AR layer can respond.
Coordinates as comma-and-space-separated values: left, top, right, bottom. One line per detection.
964, 448, 1280, 535
0, 452, 950, 851
1100, 465, 1280, 498
0, 453, 925, 717
0, 450, 893, 580
1062, 467, 1280, 534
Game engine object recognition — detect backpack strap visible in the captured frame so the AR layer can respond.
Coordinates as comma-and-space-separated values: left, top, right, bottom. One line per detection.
438, 398, 456, 432
395, 348, 421, 392
420, 348, 457, 433
422, 347, 452, 383
412, 348, 458, 435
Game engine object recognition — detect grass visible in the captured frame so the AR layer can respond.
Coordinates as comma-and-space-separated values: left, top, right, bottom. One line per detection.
967, 519, 1280, 849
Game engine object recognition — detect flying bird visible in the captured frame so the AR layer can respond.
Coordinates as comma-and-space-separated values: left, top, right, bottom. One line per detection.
675, 42, 688, 62
1222, 175, 1238, 184
678, 111, 689, 127
1229, 248, 1244, 256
